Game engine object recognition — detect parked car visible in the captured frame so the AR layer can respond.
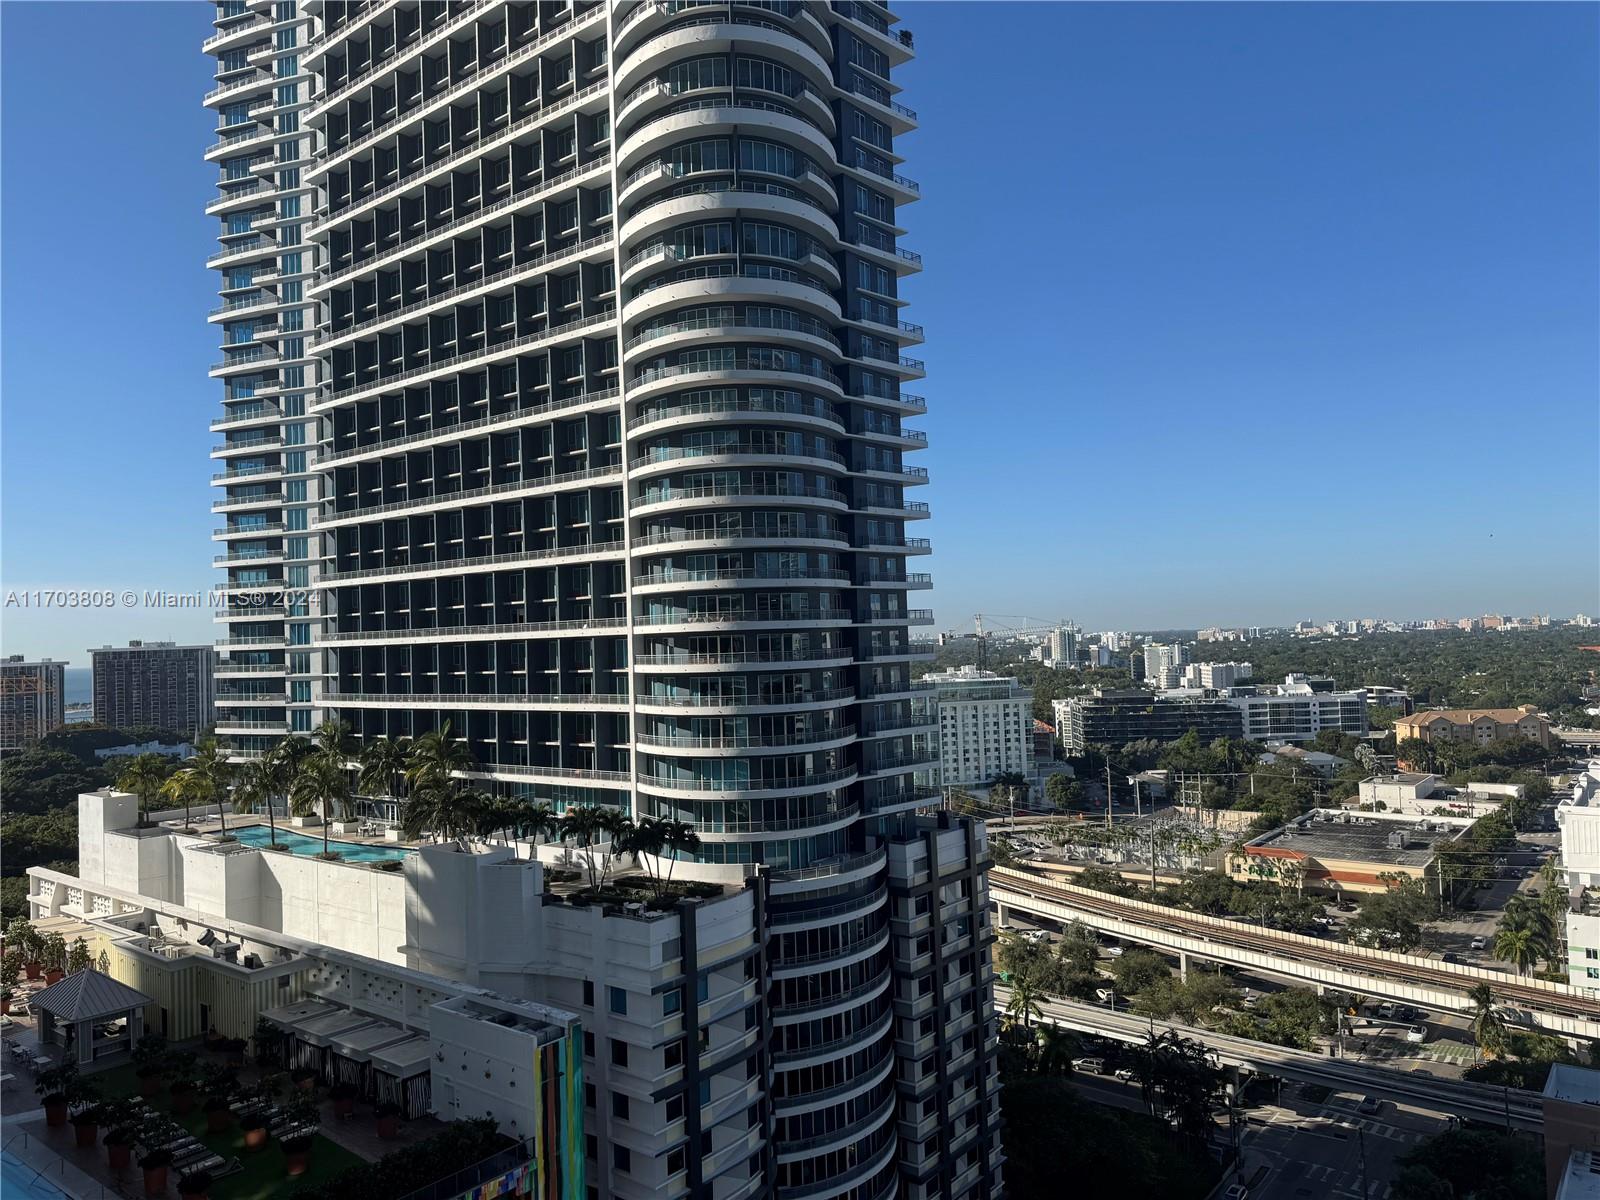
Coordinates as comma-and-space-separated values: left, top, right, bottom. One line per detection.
1072, 1057, 1106, 1075
1441, 952, 1460, 964
1223, 1185, 1250, 1200
1403, 1025, 1426, 1044
1469, 935, 1486, 951
1104, 945, 1124, 958
1022, 929, 1050, 944
1094, 988, 1116, 1004
1113, 1066, 1139, 1082
1376, 1002, 1397, 1019
1356, 1096, 1383, 1116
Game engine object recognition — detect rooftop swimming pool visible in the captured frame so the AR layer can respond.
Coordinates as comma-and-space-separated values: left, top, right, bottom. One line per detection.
230, 823, 412, 864
0, 1151, 69, 1199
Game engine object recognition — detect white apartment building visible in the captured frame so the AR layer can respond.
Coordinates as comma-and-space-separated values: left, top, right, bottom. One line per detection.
1142, 642, 1188, 689
1225, 674, 1369, 743
1559, 761, 1600, 889
925, 667, 1032, 789
1182, 660, 1253, 690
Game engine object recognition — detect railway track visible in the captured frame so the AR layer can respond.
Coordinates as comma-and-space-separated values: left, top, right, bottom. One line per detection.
991, 866, 1600, 1025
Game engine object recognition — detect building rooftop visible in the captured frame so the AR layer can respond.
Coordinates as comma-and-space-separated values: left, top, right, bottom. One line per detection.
1398, 706, 1540, 725
1546, 1063, 1600, 1107
1245, 810, 1468, 867
1553, 1151, 1600, 1200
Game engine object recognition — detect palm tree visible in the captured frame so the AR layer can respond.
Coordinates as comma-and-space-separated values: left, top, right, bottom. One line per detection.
159, 770, 202, 831
1466, 982, 1507, 1061
116, 754, 172, 828
1005, 976, 1044, 1030
232, 759, 273, 847
519, 801, 560, 846
290, 755, 349, 859
627, 818, 703, 900
405, 722, 474, 794
1033, 1025, 1075, 1076
560, 805, 633, 891
186, 739, 235, 834
357, 736, 411, 806
1493, 925, 1539, 977
313, 718, 355, 767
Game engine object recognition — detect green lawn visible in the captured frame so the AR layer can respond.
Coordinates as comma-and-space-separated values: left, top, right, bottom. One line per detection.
91, 1063, 366, 1198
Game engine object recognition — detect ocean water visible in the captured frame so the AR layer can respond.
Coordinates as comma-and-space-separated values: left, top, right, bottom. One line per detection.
64, 667, 92, 706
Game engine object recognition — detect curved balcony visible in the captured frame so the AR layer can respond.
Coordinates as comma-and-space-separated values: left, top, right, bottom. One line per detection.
630, 565, 850, 594
633, 724, 856, 755
630, 482, 846, 519
632, 607, 851, 633
617, 102, 835, 182
622, 271, 841, 331
636, 766, 857, 801
632, 646, 853, 672
620, 185, 837, 257
774, 1089, 896, 1163
637, 802, 861, 841
624, 311, 841, 363
632, 687, 855, 716
614, 12, 832, 98
770, 925, 889, 979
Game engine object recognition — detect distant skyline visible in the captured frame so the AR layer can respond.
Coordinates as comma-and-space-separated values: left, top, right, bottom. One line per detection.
3, 2, 1596, 664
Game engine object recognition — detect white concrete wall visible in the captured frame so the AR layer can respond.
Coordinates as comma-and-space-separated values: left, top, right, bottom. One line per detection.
1567, 911, 1600, 998
1559, 801, 1600, 887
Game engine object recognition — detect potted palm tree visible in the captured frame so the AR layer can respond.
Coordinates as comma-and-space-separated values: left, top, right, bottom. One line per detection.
11, 920, 43, 981
72, 1102, 106, 1148
36, 1063, 82, 1127
290, 1065, 318, 1092
374, 1100, 402, 1139
40, 931, 68, 984
281, 1132, 315, 1177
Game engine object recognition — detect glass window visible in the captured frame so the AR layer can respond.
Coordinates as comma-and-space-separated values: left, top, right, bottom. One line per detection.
608, 986, 627, 1015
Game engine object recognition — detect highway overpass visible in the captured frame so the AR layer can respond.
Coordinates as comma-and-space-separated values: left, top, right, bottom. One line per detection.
1001, 989, 1546, 1133
990, 865, 1600, 1041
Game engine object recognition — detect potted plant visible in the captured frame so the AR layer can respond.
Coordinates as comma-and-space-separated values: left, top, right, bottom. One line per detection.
101, 1100, 140, 1171
71, 1102, 105, 1148
133, 1034, 168, 1096
239, 1108, 270, 1151
203, 1092, 235, 1133
281, 1132, 314, 1177
66, 937, 93, 975
374, 1100, 402, 1139
1, 952, 19, 1013
329, 1080, 357, 1118
40, 931, 68, 984
177, 1168, 213, 1200
139, 1146, 174, 1196
35, 1063, 81, 1127
252, 1016, 283, 1067
169, 1075, 197, 1116
8, 918, 42, 980
224, 1036, 247, 1068
290, 1065, 318, 1092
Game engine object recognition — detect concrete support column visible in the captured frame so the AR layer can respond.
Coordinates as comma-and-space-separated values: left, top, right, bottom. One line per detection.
1179, 951, 1189, 981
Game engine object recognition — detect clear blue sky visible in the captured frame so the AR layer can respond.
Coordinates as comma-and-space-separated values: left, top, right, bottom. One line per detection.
2, 2, 1596, 664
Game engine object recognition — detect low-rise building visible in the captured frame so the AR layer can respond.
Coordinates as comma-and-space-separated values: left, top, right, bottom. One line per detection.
1357, 772, 1513, 817
1392, 706, 1553, 760
1230, 808, 1473, 895
1257, 745, 1350, 777
926, 666, 1034, 788
1183, 661, 1253, 689
1363, 686, 1414, 714
0, 655, 67, 750
1053, 690, 1243, 755
1224, 674, 1369, 743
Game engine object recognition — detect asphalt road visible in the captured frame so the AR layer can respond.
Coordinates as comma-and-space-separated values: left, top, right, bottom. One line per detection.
1232, 1085, 1452, 1200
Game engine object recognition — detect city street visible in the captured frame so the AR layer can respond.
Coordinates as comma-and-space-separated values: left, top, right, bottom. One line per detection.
1231, 1086, 1453, 1200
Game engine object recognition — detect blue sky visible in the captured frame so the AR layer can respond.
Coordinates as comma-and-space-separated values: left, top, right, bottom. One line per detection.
2, 2, 1596, 664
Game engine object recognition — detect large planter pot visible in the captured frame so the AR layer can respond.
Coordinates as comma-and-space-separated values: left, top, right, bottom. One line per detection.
333, 1094, 355, 1118
136, 1069, 164, 1097
284, 1148, 311, 1177
178, 1183, 209, 1200
143, 1165, 169, 1196
242, 1125, 269, 1151
44, 1100, 68, 1127
205, 1107, 233, 1133
1, 996, 11, 1016
24, 961, 42, 981
74, 1121, 99, 1149
171, 1090, 195, 1117
44, 969, 64, 985
375, 1112, 400, 1139
108, 1142, 133, 1171
292, 1072, 316, 1092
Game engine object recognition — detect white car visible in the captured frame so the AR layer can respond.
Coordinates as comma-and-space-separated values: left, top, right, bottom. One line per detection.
1095, 988, 1115, 1004
1104, 945, 1124, 958
1469, 936, 1486, 951
1113, 1066, 1138, 1081
1021, 929, 1050, 944
1223, 1186, 1249, 1200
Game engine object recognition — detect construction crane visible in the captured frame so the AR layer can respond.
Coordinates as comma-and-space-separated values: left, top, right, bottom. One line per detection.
950, 613, 1073, 668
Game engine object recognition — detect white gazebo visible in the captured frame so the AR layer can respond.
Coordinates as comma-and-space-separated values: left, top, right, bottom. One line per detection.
30, 970, 151, 1067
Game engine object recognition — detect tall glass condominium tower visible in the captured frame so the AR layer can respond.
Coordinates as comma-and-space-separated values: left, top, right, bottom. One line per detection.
207, 5, 1002, 1199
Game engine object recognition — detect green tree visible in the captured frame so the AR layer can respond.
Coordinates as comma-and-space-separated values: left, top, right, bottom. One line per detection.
357, 736, 411, 803
290, 755, 349, 859
185, 739, 235, 835
1111, 948, 1170, 996
115, 754, 174, 827
1392, 1127, 1541, 1200
1466, 982, 1507, 1061
559, 805, 632, 891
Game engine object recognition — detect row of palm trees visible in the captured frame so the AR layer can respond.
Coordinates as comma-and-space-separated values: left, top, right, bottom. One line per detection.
116, 722, 703, 899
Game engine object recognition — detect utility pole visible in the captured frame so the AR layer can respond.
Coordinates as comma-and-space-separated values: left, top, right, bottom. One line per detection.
1105, 763, 1113, 830
1357, 1127, 1369, 1199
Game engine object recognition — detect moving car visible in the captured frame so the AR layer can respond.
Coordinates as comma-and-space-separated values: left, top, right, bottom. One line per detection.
1223, 1185, 1249, 1200
1095, 988, 1116, 1004
1356, 1096, 1383, 1116
1104, 945, 1125, 958
1469, 935, 1486, 951
1072, 1057, 1107, 1075
1403, 1025, 1426, 1044
1022, 929, 1050, 944
1113, 1066, 1139, 1081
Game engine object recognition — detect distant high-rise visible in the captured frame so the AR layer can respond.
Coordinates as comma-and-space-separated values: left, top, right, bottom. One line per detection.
0, 656, 67, 750
90, 642, 217, 738
203, 3, 1001, 1198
